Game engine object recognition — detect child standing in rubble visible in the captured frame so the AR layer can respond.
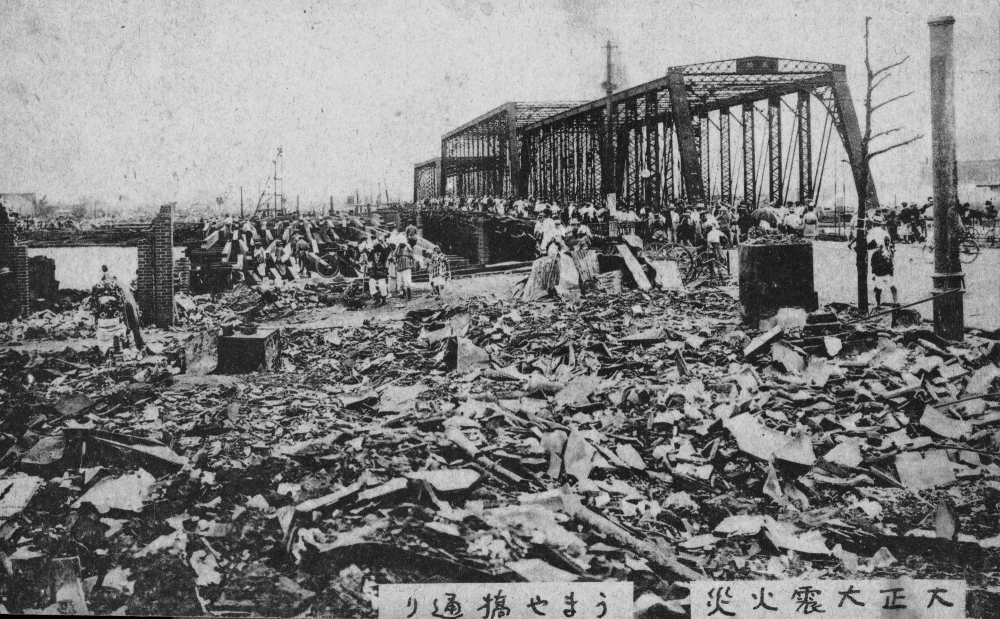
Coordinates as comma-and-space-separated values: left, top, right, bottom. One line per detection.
394, 239, 415, 301
428, 246, 450, 298
368, 235, 391, 306
871, 237, 898, 307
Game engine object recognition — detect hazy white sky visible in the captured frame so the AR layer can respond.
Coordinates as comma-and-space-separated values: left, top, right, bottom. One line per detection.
1, 0, 997, 208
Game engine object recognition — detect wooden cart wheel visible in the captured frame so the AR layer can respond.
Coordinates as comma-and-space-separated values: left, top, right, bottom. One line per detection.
316, 254, 341, 277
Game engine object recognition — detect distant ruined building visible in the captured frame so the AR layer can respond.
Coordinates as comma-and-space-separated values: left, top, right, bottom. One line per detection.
0, 193, 37, 218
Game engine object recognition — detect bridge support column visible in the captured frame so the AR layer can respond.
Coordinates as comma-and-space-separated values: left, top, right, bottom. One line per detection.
768, 96, 783, 205
645, 92, 659, 210
666, 72, 704, 203
720, 108, 731, 205
663, 123, 674, 201
699, 113, 711, 202
797, 92, 813, 202
742, 103, 756, 207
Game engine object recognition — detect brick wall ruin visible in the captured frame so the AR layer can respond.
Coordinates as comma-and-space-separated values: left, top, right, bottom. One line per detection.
0, 204, 30, 321
137, 204, 175, 327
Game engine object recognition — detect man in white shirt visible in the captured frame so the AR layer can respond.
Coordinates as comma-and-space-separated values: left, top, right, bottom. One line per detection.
784, 210, 804, 237
705, 224, 725, 277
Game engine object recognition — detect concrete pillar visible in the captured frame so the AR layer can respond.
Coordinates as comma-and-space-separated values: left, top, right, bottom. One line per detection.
929, 15, 964, 340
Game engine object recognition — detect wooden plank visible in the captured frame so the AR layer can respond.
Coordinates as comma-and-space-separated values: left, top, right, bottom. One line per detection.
569, 250, 599, 286
296, 479, 365, 512
648, 259, 683, 290
52, 556, 89, 615
202, 230, 220, 250
743, 325, 784, 357
615, 244, 652, 290
0, 476, 44, 518
521, 256, 560, 302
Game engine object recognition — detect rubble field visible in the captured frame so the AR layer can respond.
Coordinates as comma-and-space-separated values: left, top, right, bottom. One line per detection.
3, 272, 1000, 617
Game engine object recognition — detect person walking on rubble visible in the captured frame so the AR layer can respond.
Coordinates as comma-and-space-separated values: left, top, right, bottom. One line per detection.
89, 265, 128, 357
871, 236, 898, 307
295, 236, 311, 274
428, 246, 450, 298
121, 272, 145, 351
394, 239, 415, 301
368, 235, 391, 306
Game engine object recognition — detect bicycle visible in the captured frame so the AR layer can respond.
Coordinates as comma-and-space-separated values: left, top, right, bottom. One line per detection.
684, 244, 731, 283
921, 229, 980, 264
638, 241, 695, 276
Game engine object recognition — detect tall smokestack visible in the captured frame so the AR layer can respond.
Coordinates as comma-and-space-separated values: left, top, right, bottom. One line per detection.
928, 15, 964, 339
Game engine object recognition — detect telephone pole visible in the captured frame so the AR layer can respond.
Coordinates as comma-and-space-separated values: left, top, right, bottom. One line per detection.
928, 16, 964, 340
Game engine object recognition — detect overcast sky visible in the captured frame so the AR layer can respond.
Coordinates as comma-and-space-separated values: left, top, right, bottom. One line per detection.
1, 0, 997, 208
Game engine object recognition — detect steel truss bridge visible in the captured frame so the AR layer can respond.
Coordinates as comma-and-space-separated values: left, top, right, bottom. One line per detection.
415, 56, 878, 210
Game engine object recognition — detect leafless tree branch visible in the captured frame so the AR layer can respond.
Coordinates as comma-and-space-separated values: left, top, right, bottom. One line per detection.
867, 134, 924, 160
870, 91, 914, 115
868, 127, 902, 141
870, 73, 893, 92
871, 56, 909, 80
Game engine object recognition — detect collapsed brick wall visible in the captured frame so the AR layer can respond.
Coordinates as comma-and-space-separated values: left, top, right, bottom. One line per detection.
137, 204, 174, 327
0, 205, 30, 321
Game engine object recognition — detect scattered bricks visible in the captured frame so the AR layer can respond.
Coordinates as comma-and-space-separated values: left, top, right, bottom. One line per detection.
216, 327, 282, 374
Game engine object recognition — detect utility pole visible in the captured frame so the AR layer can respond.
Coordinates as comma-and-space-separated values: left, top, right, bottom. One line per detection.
240, 186, 244, 219
273, 160, 279, 219
601, 40, 617, 202
929, 16, 964, 339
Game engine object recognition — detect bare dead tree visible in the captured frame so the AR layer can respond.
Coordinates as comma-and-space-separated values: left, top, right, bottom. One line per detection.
853, 16, 924, 314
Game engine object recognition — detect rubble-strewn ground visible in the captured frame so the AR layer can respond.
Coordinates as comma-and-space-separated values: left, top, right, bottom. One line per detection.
3, 271, 1000, 617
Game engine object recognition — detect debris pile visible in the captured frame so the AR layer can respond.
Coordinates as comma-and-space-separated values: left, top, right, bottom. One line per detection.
188, 216, 369, 293
1, 301, 95, 344
2, 270, 1000, 616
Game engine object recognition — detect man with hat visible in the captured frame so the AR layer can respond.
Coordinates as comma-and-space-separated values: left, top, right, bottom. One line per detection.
564, 218, 592, 251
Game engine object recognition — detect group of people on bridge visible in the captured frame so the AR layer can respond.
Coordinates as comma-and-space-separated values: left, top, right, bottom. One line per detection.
419, 194, 824, 250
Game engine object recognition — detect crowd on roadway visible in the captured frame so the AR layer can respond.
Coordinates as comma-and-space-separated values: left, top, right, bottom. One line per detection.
418, 194, 825, 249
